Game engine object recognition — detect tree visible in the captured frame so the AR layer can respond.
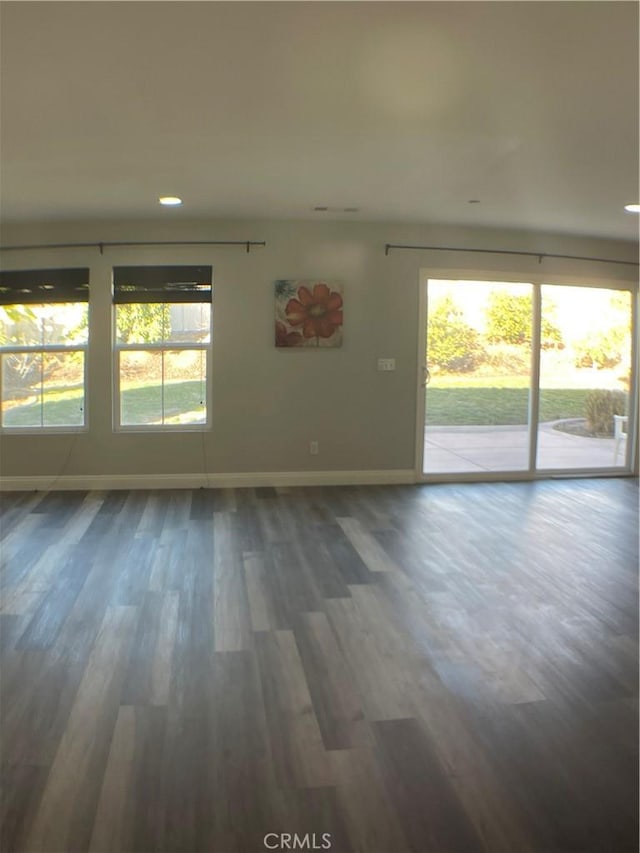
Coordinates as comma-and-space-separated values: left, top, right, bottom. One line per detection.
427, 295, 483, 372
485, 292, 562, 348
573, 293, 631, 370
116, 303, 167, 343
0, 304, 88, 391
0, 304, 39, 345
0, 305, 41, 387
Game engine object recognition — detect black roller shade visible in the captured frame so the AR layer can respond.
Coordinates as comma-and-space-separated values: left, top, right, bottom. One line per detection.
0, 268, 90, 304
113, 265, 212, 303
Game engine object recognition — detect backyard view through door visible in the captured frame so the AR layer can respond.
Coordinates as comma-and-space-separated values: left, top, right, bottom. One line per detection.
424, 280, 533, 474
537, 286, 632, 469
423, 279, 633, 476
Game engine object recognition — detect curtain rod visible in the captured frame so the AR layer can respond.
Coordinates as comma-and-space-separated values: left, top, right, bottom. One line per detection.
384, 243, 639, 267
0, 240, 267, 254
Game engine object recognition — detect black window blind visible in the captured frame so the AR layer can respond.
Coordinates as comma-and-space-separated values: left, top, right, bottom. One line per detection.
0, 268, 90, 304
113, 266, 212, 303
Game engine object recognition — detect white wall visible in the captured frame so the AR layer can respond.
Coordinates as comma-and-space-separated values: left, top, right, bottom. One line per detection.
1, 217, 637, 485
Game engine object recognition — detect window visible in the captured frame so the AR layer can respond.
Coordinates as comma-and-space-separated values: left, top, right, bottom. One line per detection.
0, 268, 89, 430
113, 265, 212, 429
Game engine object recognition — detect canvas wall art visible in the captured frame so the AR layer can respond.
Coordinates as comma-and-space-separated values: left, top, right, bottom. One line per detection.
274, 280, 343, 348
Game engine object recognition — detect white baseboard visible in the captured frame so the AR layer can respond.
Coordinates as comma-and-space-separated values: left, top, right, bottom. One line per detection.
0, 469, 416, 491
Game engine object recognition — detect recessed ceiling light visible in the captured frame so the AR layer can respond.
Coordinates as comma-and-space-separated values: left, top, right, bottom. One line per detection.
624, 203, 640, 213
159, 196, 182, 206
313, 206, 329, 211
468, 199, 481, 204
343, 207, 359, 213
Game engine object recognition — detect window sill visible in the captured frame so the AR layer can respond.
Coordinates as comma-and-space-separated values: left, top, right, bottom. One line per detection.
114, 424, 210, 434
0, 426, 88, 435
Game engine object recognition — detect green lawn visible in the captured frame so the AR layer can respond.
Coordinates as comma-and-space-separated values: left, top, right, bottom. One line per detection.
1, 376, 603, 429
121, 379, 204, 425
426, 386, 591, 426
3, 380, 204, 427
2, 386, 84, 427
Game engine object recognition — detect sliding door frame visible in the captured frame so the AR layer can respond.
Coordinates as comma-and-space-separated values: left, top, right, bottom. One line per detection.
415, 269, 638, 483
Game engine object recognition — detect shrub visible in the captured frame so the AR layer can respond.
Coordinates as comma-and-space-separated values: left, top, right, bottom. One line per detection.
483, 342, 531, 374
574, 327, 627, 370
427, 295, 485, 372
584, 389, 626, 435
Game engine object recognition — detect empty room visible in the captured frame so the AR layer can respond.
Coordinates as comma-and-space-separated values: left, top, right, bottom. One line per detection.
1, 2, 638, 853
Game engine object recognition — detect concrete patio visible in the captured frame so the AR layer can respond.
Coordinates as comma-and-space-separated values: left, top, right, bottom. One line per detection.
424, 421, 627, 474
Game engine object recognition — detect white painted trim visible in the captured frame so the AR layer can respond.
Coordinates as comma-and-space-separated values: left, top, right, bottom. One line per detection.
0, 469, 416, 491
414, 276, 428, 479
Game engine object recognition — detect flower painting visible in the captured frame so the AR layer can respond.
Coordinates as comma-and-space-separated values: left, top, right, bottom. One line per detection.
274, 280, 343, 348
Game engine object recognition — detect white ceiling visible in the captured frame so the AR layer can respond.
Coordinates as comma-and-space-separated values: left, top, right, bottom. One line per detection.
1, 1, 638, 240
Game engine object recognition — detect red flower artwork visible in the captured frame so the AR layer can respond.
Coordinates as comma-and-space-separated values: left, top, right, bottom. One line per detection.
285, 283, 343, 340
275, 321, 304, 348
275, 280, 343, 348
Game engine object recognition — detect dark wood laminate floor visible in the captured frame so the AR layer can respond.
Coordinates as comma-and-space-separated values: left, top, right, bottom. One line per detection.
1, 479, 638, 853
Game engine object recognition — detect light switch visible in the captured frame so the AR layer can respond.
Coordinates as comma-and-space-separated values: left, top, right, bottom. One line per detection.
377, 358, 396, 372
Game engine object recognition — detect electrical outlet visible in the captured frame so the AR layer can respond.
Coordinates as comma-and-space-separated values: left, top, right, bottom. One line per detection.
377, 358, 396, 372
309, 440, 319, 455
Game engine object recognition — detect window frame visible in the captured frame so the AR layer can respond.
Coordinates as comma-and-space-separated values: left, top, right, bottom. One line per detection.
112, 266, 213, 433
0, 268, 90, 434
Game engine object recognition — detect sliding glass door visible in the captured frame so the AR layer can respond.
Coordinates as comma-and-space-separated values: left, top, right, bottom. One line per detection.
537, 285, 633, 470
422, 280, 533, 475
420, 278, 636, 478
